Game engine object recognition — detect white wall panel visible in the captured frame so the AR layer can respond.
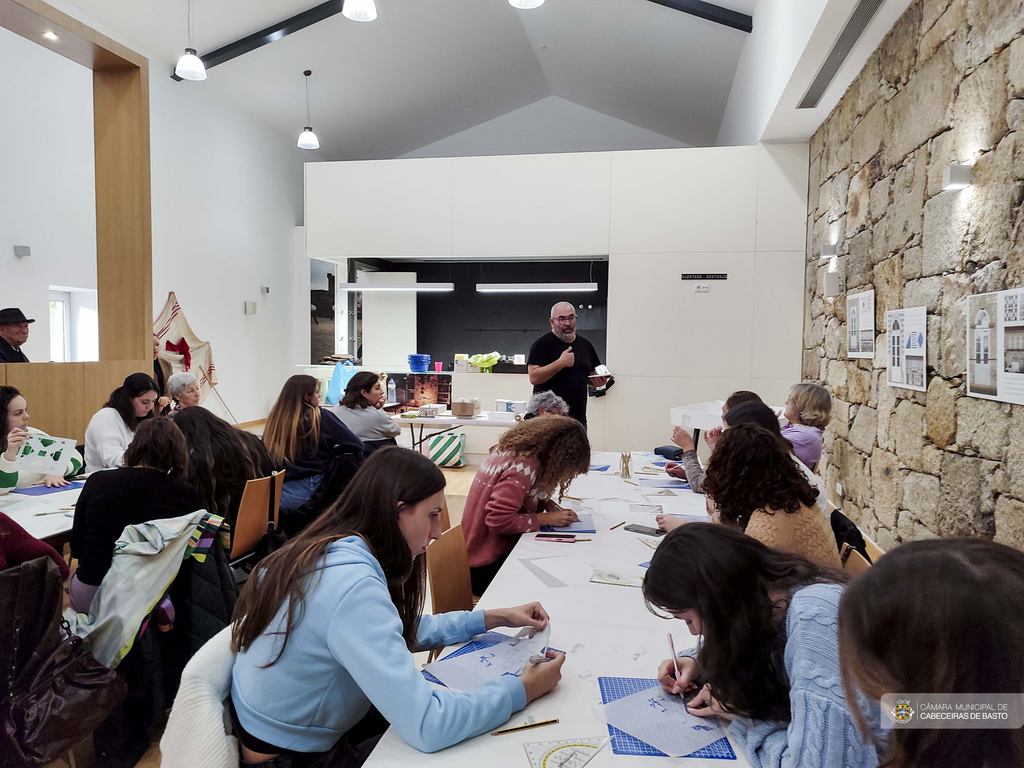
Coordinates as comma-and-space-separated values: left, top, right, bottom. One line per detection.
756, 143, 809, 252
609, 146, 758, 254
452, 152, 611, 257
305, 158, 453, 258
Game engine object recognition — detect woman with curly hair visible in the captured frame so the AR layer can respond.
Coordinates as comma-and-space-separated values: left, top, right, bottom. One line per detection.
462, 415, 591, 594
698, 423, 840, 568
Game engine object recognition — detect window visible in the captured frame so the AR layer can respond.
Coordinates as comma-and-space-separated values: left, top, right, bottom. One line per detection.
48, 290, 71, 362
974, 310, 990, 363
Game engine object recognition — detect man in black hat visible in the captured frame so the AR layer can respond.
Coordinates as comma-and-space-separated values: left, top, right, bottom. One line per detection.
0, 308, 34, 363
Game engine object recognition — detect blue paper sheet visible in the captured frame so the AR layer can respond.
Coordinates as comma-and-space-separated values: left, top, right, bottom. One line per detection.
589, 464, 611, 472
540, 513, 596, 534
638, 478, 691, 489
598, 677, 736, 759
10, 481, 83, 496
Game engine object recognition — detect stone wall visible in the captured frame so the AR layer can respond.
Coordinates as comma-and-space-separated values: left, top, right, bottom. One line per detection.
804, 0, 1024, 551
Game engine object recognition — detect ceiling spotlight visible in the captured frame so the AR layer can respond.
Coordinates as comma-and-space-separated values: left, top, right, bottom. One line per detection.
509, 0, 546, 7
298, 70, 320, 150
342, 0, 378, 22
174, 0, 206, 80
43, 31, 58, 41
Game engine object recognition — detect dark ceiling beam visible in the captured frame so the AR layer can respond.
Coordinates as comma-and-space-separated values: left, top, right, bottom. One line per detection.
646, 0, 752, 33
171, 0, 345, 80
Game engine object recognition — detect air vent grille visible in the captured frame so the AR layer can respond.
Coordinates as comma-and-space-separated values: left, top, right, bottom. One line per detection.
798, 0, 885, 109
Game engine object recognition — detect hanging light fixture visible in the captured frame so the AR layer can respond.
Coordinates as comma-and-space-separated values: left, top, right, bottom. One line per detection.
297, 70, 320, 150
509, 0, 545, 8
174, 0, 206, 81
342, 0, 378, 22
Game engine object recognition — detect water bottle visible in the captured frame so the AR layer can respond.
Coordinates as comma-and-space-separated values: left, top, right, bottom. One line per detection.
387, 377, 396, 404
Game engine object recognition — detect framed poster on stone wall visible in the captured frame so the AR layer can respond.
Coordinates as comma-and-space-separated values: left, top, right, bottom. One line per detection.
967, 289, 1024, 405
885, 306, 927, 392
846, 290, 875, 359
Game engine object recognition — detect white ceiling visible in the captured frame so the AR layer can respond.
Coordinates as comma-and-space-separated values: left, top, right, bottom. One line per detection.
64, 0, 755, 160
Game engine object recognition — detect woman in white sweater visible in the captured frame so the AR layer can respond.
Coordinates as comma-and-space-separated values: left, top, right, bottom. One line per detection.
84, 372, 160, 470
1, 386, 82, 494
333, 371, 402, 456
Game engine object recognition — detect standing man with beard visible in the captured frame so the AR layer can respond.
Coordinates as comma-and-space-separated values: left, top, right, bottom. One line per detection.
527, 301, 608, 429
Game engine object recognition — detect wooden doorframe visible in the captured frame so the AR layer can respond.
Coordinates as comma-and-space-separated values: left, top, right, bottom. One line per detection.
1, 0, 152, 440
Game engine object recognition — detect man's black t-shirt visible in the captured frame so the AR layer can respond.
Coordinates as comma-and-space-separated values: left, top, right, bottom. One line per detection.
527, 332, 601, 427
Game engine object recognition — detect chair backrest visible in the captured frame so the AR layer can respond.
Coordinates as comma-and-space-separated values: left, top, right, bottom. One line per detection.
440, 495, 451, 533
861, 532, 885, 564
426, 524, 473, 616
840, 542, 872, 577
229, 470, 285, 560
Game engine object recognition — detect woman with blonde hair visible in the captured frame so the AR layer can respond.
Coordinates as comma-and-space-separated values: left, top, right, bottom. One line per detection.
264, 375, 363, 513
462, 415, 591, 594
782, 382, 831, 471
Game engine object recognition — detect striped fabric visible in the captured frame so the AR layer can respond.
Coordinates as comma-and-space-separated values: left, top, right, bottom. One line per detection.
429, 433, 466, 467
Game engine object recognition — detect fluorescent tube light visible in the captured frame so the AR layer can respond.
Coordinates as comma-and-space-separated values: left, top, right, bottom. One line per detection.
476, 282, 599, 293
335, 283, 454, 292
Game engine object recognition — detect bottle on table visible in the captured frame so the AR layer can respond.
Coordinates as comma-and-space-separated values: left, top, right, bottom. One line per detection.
387, 377, 397, 404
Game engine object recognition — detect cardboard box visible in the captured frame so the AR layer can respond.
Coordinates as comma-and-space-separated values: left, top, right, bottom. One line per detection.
451, 400, 480, 417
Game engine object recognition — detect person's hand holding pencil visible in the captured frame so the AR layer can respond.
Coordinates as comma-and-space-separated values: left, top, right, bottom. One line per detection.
657, 649, 697, 696
519, 650, 566, 703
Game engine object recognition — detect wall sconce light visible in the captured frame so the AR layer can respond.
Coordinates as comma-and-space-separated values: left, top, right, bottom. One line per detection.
13, 245, 31, 257
824, 271, 843, 297
244, 301, 257, 315
260, 286, 270, 295
942, 163, 972, 191
820, 242, 836, 260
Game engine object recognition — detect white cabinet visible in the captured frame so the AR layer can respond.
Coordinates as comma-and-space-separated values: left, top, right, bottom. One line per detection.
451, 152, 611, 257
304, 158, 453, 258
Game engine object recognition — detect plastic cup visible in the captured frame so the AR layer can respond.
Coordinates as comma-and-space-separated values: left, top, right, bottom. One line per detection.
434, 362, 443, 372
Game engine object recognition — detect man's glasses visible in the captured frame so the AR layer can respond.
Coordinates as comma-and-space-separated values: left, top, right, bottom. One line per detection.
554, 315, 576, 324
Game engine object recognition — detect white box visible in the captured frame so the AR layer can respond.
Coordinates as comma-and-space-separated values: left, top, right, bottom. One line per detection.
670, 400, 725, 430
418, 404, 444, 417
495, 399, 527, 414
454, 359, 469, 373
486, 411, 518, 423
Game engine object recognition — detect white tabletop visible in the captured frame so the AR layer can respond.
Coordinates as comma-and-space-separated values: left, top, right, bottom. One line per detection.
393, 412, 521, 428
365, 452, 751, 768
0, 482, 82, 542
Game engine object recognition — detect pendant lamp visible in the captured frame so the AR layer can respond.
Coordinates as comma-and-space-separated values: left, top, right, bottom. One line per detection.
174, 0, 206, 81
298, 70, 320, 150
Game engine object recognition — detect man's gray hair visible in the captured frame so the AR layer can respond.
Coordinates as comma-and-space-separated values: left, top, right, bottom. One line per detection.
526, 390, 569, 416
550, 301, 575, 318
167, 371, 198, 399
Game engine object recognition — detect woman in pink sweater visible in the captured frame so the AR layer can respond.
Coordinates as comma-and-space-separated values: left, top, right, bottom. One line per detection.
462, 416, 590, 595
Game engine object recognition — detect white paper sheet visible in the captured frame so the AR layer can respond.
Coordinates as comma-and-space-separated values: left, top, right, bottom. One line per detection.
598, 687, 725, 757
15, 434, 76, 475
422, 625, 551, 692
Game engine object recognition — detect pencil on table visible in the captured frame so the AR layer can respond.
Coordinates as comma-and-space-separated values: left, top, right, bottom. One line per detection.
562, 495, 583, 501
609, 521, 626, 530
491, 718, 559, 736
624, 480, 639, 486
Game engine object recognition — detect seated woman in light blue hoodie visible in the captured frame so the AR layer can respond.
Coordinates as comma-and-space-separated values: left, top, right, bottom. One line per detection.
231, 447, 565, 767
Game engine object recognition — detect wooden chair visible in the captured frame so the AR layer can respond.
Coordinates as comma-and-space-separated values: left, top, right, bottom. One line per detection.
229, 470, 285, 565
426, 524, 476, 661
840, 542, 872, 576
440, 495, 451, 532
862, 532, 885, 564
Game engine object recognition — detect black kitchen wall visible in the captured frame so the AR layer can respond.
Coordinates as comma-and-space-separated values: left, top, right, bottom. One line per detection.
376, 260, 608, 365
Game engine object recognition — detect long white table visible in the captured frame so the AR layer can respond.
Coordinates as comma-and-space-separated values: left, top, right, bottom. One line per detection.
394, 411, 520, 451
365, 452, 752, 768
0, 482, 82, 543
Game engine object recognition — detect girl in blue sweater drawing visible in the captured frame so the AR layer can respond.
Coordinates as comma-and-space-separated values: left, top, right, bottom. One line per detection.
644, 523, 884, 768
230, 447, 565, 767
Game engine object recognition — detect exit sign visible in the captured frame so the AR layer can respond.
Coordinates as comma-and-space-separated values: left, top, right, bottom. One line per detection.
681, 273, 728, 280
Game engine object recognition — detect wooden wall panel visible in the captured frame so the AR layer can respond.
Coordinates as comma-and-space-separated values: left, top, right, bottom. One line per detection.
4, 363, 85, 442
94, 65, 152, 364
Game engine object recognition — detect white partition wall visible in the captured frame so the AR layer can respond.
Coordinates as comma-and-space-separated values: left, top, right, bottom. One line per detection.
304, 143, 808, 453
